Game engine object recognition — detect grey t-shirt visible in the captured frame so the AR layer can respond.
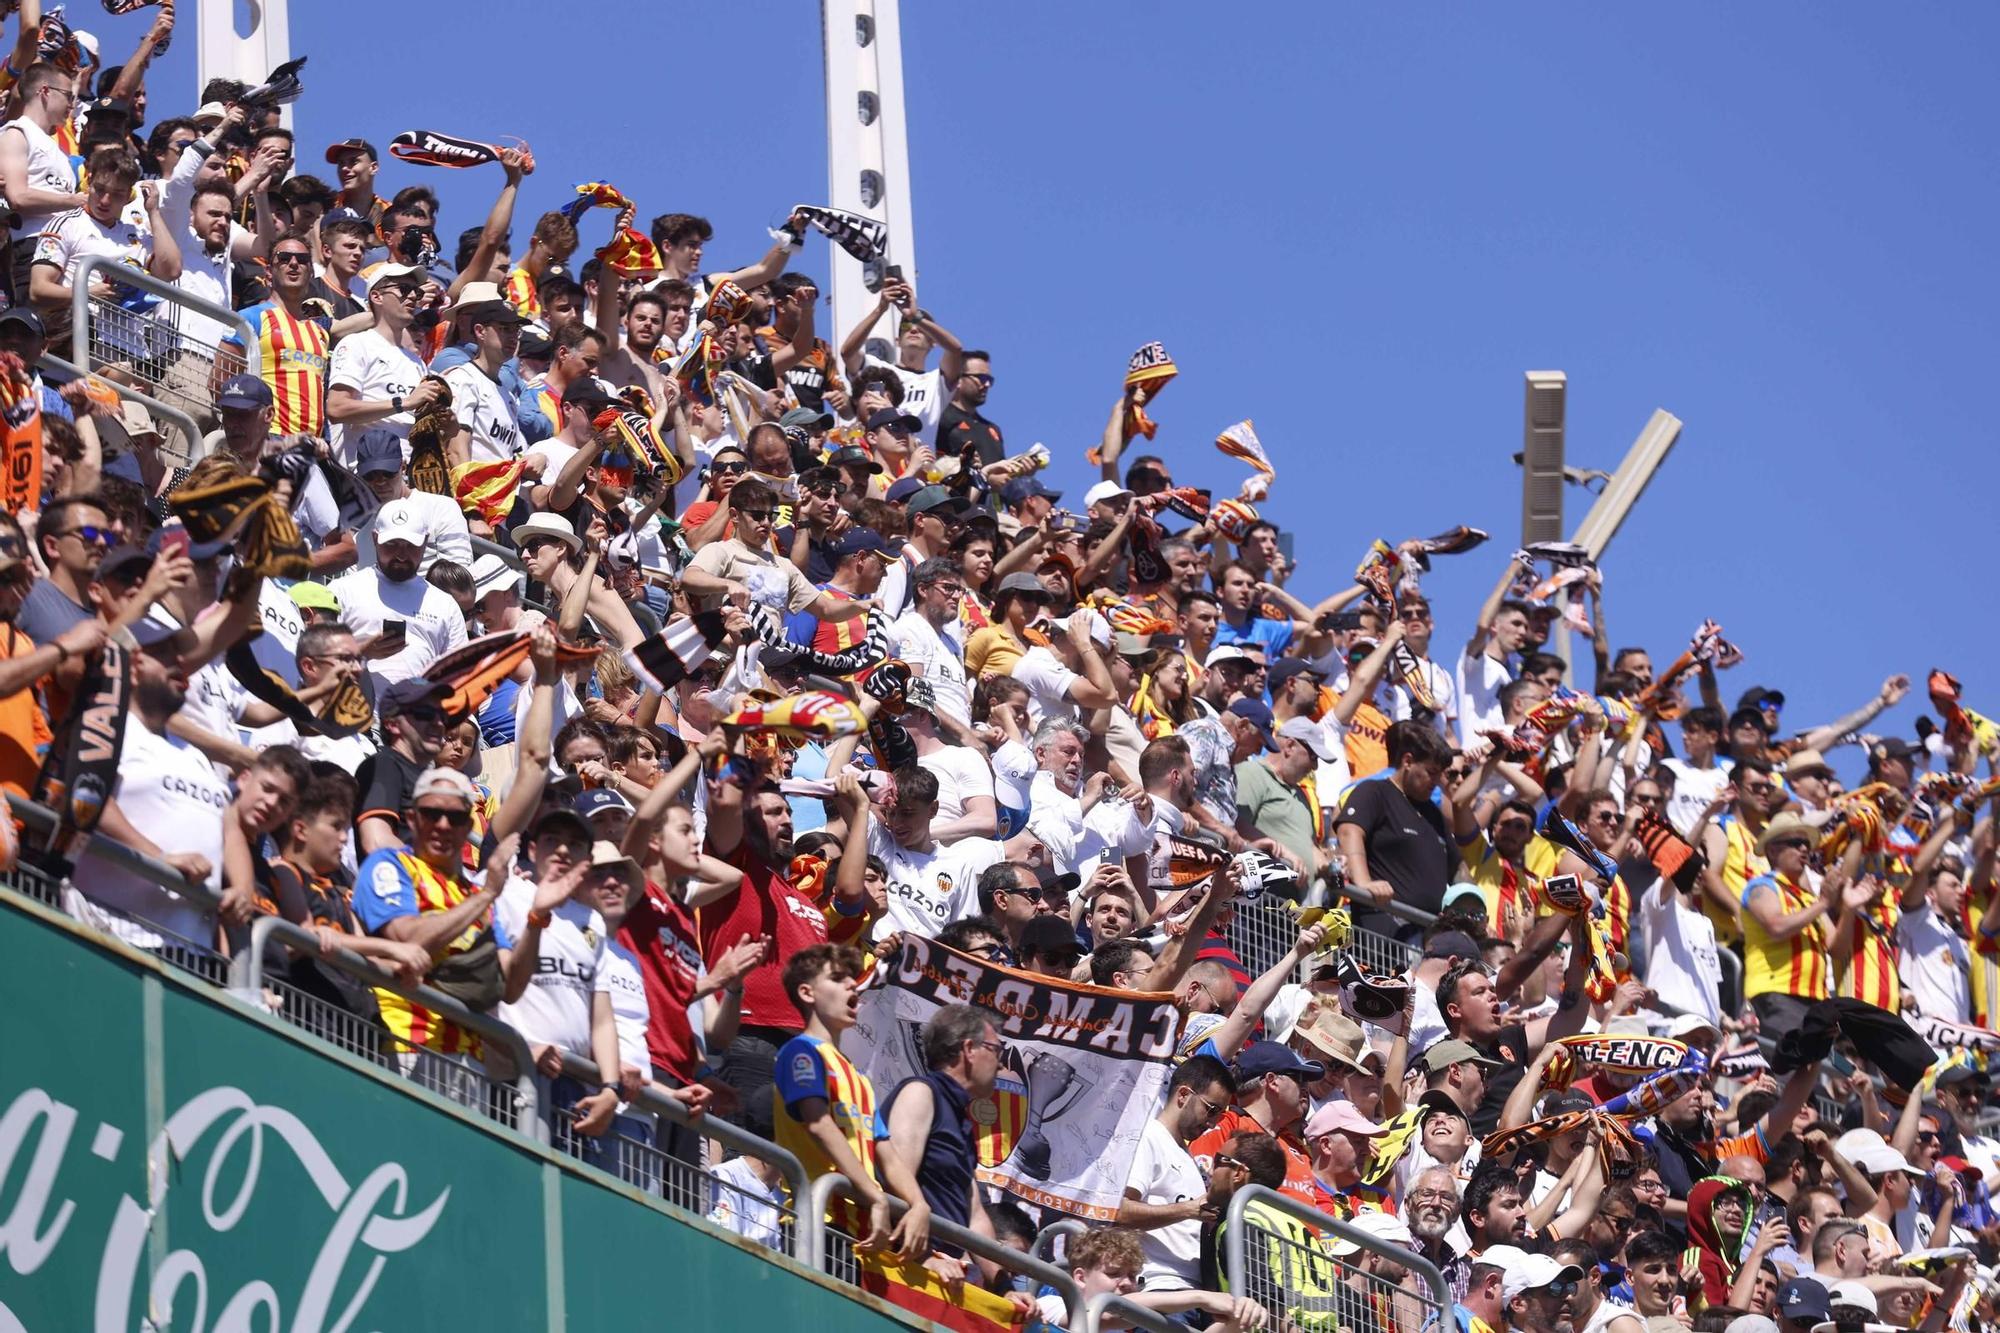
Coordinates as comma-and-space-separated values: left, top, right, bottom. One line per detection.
16, 579, 90, 645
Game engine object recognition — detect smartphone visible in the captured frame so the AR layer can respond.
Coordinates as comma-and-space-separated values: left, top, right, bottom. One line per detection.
883, 264, 904, 284
378, 619, 407, 647
157, 525, 190, 560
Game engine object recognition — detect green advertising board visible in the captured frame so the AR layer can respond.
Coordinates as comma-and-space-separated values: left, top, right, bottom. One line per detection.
0, 894, 912, 1331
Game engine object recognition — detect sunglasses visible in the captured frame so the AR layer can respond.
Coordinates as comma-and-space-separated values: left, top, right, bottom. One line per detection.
63, 524, 115, 547
271, 251, 312, 267
736, 508, 775, 523
412, 805, 473, 828
1212, 1153, 1244, 1172
962, 372, 995, 385
711, 460, 749, 475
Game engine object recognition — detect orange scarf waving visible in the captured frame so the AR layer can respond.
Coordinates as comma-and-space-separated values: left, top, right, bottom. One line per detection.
0, 353, 42, 516
1123, 341, 1175, 441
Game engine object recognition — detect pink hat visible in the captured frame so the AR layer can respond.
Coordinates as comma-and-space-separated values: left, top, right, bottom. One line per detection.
1305, 1100, 1386, 1139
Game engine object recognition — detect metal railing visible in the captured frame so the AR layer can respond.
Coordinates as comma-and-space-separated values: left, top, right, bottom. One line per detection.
1223, 1185, 1449, 1333
70, 252, 258, 433
1033, 1217, 1088, 1269
38, 350, 206, 466
1079, 1291, 1195, 1333
229, 913, 539, 1139
1226, 897, 1420, 992
807, 1173, 1084, 1307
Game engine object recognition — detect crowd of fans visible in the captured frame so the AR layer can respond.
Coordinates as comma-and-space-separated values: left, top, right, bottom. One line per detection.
6, 4, 2000, 1332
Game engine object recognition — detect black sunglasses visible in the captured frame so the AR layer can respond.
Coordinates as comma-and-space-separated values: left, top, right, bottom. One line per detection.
736, 508, 775, 522
711, 460, 749, 475
271, 251, 312, 267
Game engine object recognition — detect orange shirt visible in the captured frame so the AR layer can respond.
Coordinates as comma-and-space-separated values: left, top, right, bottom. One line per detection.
1190, 1108, 1317, 1209
0, 626, 51, 801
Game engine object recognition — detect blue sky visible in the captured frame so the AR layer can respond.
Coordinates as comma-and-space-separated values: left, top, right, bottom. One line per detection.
128, 2, 1997, 771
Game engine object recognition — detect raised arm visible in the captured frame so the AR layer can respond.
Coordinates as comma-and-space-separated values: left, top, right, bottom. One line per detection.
1798, 675, 1911, 752
107, 2, 175, 106
1331, 621, 1404, 726
490, 626, 557, 842
1463, 562, 1516, 659
450, 147, 529, 300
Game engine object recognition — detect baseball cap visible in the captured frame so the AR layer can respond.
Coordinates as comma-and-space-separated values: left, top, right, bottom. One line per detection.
1422, 930, 1482, 962
215, 374, 272, 411
1276, 715, 1336, 763
372, 499, 427, 547
863, 407, 921, 434
994, 571, 1050, 601
529, 806, 592, 846
1235, 1040, 1325, 1083
826, 445, 883, 475
779, 406, 835, 433
324, 137, 379, 163
1488, 1246, 1583, 1302
0, 307, 45, 338
102, 450, 145, 486
1936, 1064, 1988, 1087
1848, 1140, 1925, 1178
1018, 914, 1083, 964
365, 263, 423, 292
1442, 882, 1486, 913
1826, 1280, 1878, 1316
1324, 1208, 1411, 1256
575, 788, 635, 821
410, 766, 478, 807
1419, 1038, 1503, 1073
1000, 476, 1060, 506
460, 299, 527, 329
379, 679, 448, 719
1226, 698, 1278, 752
355, 427, 405, 478
1083, 480, 1132, 508
1871, 736, 1921, 765
1777, 1277, 1831, 1322
1303, 1100, 1386, 1139
1267, 657, 1323, 691
907, 485, 970, 518
826, 527, 896, 561
96, 544, 153, 584
1738, 685, 1786, 713
561, 376, 618, 412
287, 582, 341, 613
1204, 643, 1255, 670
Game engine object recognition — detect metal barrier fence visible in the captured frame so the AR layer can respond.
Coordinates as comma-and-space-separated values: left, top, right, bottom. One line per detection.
1032, 1217, 1087, 1269
1223, 1185, 1449, 1333
38, 349, 207, 466
1079, 1292, 1197, 1333
1226, 897, 1420, 991
71, 253, 257, 440
806, 1173, 1086, 1306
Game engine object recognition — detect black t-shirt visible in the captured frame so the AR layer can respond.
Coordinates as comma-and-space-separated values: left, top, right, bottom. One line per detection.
1335, 776, 1451, 923
1468, 1023, 1533, 1137
938, 403, 1003, 465
354, 747, 425, 838
737, 344, 836, 412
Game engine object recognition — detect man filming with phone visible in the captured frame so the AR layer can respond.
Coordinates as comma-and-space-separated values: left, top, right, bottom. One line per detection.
838, 270, 965, 449
329, 498, 468, 688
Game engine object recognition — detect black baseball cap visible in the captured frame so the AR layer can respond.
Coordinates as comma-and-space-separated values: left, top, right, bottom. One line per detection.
215, 374, 273, 411
1018, 915, 1082, 964
355, 428, 404, 478
1268, 657, 1323, 691
1000, 476, 1060, 506
1737, 685, 1786, 714
864, 407, 922, 434
826, 445, 882, 475
826, 528, 896, 561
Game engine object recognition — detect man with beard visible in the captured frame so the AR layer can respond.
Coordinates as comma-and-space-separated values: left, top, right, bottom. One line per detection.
1550, 1239, 1643, 1333
1647, 1079, 1717, 1239
330, 499, 469, 687
938, 349, 1003, 464
592, 285, 673, 410
354, 679, 456, 855
1462, 1159, 1533, 1259
1696, 754, 1784, 948
1189, 1042, 1325, 1206
351, 429, 473, 572
1404, 1165, 1467, 1294
67, 618, 241, 950
1484, 1244, 1586, 1333
1119, 1054, 1235, 1295
702, 765, 836, 1140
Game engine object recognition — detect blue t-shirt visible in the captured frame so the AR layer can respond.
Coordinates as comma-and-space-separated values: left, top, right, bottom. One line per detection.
353, 846, 517, 950
1213, 613, 1293, 659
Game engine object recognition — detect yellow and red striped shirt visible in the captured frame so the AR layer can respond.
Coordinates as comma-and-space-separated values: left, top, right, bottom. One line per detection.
1742, 872, 1829, 1002
505, 265, 541, 320
356, 850, 504, 1057
225, 300, 330, 438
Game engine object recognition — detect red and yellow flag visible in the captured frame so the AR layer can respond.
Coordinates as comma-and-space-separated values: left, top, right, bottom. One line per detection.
858, 1250, 1026, 1333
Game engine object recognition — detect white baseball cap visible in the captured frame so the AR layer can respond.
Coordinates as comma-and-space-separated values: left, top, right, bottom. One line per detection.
1482, 1245, 1584, 1302
372, 499, 427, 547
1204, 643, 1255, 669
1083, 480, 1132, 509
1826, 1280, 1878, 1315
365, 263, 424, 292
1276, 715, 1336, 763
410, 767, 478, 807
1668, 1012, 1721, 1040
1325, 1208, 1412, 1256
